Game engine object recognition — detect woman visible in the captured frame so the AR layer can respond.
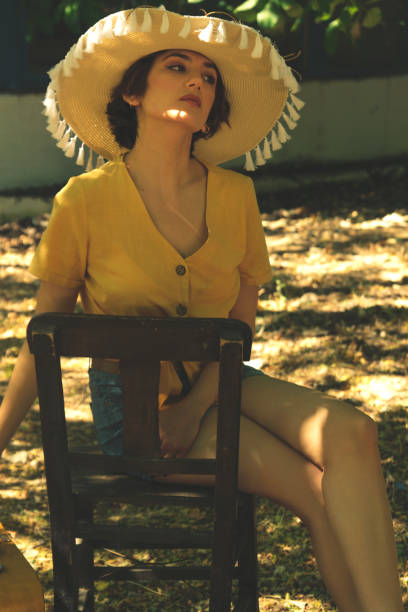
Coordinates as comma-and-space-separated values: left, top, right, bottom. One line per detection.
0, 7, 403, 610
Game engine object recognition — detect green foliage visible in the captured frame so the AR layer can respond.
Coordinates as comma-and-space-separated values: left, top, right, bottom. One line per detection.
18, 0, 404, 55
232, 0, 388, 54
362, 6, 383, 28
54, 0, 102, 34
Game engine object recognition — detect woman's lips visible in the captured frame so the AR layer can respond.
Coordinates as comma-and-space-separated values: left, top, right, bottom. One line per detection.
180, 95, 201, 107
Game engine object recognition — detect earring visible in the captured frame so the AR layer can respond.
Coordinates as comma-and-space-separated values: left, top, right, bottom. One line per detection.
201, 124, 210, 135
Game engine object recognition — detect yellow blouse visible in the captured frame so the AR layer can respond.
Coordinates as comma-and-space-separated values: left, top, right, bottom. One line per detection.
29, 159, 272, 403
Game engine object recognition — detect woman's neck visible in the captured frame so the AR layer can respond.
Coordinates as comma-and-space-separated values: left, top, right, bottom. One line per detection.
124, 118, 202, 196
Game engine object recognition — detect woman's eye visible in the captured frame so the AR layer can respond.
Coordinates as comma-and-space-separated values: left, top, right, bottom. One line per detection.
168, 63, 185, 72
204, 74, 216, 85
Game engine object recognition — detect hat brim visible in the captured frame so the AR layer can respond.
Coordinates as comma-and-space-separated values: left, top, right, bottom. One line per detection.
50, 8, 298, 166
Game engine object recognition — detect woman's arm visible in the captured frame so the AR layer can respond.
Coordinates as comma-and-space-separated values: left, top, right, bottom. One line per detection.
187, 282, 259, 407
159, 283, 259, 457
0, 281, 79, 456
228, 283, 258, 336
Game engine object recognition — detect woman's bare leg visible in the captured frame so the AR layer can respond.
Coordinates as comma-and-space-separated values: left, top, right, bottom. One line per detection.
237, 375, 403, 611
163, 408, 363, 610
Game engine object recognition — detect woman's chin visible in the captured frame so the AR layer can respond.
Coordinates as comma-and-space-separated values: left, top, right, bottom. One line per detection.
161, 108, 204, 131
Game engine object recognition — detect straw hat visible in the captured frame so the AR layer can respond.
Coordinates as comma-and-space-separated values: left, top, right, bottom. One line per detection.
43, 6, 304, 172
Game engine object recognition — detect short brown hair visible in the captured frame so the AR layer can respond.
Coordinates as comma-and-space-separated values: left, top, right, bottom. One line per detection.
106, 50, 230, 152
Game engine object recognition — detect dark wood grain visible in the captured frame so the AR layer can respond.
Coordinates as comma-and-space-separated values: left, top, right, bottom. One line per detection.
27, 314, 259, 612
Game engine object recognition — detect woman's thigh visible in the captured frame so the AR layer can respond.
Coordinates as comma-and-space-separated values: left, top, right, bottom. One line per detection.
160, 406, 325, 522
240, 374, 375, 469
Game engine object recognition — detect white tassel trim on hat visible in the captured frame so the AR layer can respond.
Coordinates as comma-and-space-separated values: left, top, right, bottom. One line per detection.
285, 68, 300, 94
239, 26, 248, 50
178, 16, 191, 39
215, 21, 227, 44
46, 116, 60, 135
271, 130, 282, 151
94, 19, 105, 40
64, 136, 77, 158
101, 16, 115, 39
282, 111, 297, 131
251, 33, 263, 58
198, 18, 228, 44
73, 36, 84, 61
244, 151, 256, 172
86, 151, 94, 172
278, 57, 290, 81
262, 136, 272, 160
269, 47, 280, 80
84, 26, 100, 53
44, 82, 55, 99
159, 6, 169, 33
57, 128, 71, 149
76, 143, 85, 166
254, 144, 266, 166
62, 46, 80, 77
96, 155, 105, 168
47, 61, 62, 84
55, 120, 66, 140
43, 89, 58, 121
128, 10, 139, 33
114, 12, 127, 36
287, 102, 300, 122
277, 121, 290, 143
290, 93, 305, 111
198, 18, 215, 43
141, 9, 152, 33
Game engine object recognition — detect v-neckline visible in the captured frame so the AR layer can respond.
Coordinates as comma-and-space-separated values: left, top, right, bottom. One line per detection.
121, 158, 212, 261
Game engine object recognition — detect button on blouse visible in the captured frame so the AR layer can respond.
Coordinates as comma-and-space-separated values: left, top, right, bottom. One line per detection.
176, 304, 187, 316
176, 264, 186, 276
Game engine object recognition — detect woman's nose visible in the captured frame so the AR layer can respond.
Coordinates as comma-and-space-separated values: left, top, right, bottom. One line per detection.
187, 74, 202, 89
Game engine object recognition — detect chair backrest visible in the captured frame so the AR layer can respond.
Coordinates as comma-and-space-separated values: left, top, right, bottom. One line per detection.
27, 313, 252, 511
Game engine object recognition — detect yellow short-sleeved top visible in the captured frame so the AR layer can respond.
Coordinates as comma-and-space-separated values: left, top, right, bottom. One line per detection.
29, 159, 272, 402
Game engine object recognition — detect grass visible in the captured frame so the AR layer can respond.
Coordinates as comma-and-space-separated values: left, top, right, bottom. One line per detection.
1, 169, 407, 610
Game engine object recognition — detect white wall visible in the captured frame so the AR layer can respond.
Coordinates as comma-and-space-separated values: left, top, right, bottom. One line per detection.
274, 75, 408, 164
1, 93, 81, 190
1, 75, 407, 191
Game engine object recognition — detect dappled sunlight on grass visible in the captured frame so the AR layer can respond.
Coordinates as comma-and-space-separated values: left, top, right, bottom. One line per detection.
349, 375, 408, 410
1, 181, 407, 609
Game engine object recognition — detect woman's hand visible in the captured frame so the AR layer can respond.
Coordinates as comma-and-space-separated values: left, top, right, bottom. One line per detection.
159, 396, 207, 459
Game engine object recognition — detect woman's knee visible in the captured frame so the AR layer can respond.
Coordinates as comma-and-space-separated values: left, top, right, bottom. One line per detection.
323, 402, 378, 466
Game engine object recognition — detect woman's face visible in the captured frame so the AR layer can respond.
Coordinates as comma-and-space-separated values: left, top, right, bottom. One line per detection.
126, 49, 218, 133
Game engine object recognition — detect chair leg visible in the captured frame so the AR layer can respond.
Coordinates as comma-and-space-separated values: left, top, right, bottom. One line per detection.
210, 520, 234, 611
49, 513, 80, 612
209, 567, 233, 612
75, 498, 95, 612
76, 541, 94, 612
234, 496, 259, 612
52, 552, 78, 612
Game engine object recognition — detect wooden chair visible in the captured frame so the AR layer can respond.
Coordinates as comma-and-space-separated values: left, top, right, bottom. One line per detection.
27, 313, 259, 612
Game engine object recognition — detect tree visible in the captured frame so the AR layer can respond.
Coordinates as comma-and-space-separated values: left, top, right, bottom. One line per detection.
20, 0, 406, 54
17, 0, 408, 82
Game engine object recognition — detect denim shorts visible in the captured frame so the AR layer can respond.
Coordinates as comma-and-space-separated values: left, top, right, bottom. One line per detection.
88, 364, 265, 458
